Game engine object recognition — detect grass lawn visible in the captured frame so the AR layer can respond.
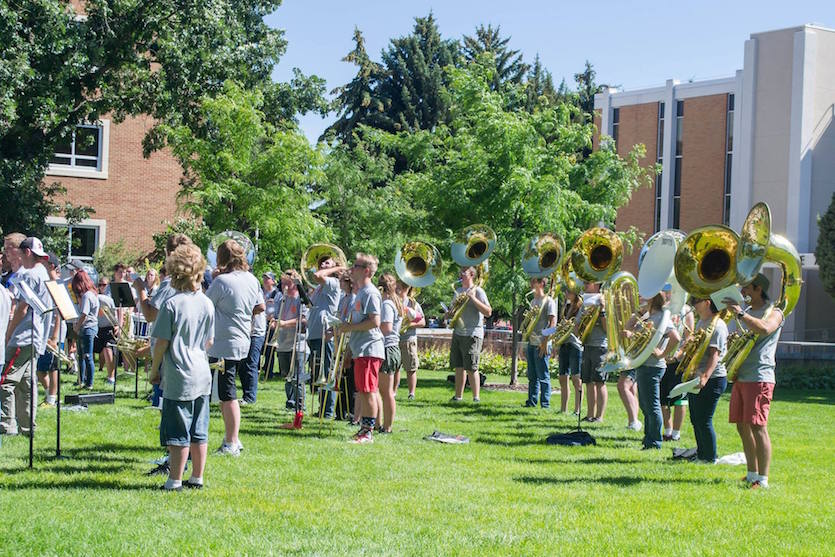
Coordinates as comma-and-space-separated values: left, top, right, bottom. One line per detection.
1, 368, 833, 555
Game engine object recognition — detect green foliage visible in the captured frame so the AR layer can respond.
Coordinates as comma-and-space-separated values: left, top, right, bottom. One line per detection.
151, 218, 213, 260
92, 240, 143, 278
1, 0, 322, 240
419, 346, 528, 377
462, 24, 528, 91
775, 362, 835, 390
162, 81, 327, 274
815, 192, 835, 300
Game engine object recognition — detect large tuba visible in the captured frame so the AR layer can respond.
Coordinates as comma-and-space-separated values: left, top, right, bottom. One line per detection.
207, 231, 256, 270
724, 203, 802, 381
599, 229, 686, 375
520, 233, 565, 342
301, 243, 347, 288
571, 227, 623, 343
449, 225, 496, 327
547, 253, 586, 346
673, 224, 740, 380
395, 241, 442, 334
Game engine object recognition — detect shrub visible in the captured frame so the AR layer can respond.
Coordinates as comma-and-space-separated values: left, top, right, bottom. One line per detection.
418, 347, 527, 376
776, 362, 835, 390
93, 240, 143, 278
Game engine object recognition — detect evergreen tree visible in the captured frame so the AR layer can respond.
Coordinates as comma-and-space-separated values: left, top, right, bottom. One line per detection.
322, 28, 389, 144
574, 60, 608, 119
524, 54, 557, 111
462, 24, 528, 91
816, 192, 835, 299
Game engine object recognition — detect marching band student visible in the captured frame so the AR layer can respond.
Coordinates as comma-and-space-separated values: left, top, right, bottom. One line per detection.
687, 297, 728, 464
724, 273, 783, 489
578, 282, 608, 422
558, 291, 583, 414
72, 270, 99, 389
150, 244, 215, 491
205, 240, 264, 457
635, 293, 680, 449
335, 271, 356, 421
617, 368, 640, 431
240, 287, 266, 405
524, 276, 557, 409
336, 253, 384, 444
0, 275, 10, 387
2, 236, 53, 436
377, 273, 403, 433
661, 288, 694, 441
447, 266, 492, 403
308, 254, 345, 420
396, 279, 424, 401
275, 271, 306, 410
261, 272, 279, 380
37, 253, 63, 406
95, 277, 118, 386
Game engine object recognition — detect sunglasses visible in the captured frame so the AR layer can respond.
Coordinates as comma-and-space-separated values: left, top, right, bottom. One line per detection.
351, 263, 368, 269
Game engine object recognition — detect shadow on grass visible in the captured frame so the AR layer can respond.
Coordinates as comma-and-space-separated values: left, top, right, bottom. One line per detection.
773, 390, 835, 405
515, 475, 722, 486
512, 456, 642, 466
2, 476, 155, 491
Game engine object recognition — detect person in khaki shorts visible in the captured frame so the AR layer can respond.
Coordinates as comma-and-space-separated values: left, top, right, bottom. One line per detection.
396, 280, 425, 400
446, 266, 491, 403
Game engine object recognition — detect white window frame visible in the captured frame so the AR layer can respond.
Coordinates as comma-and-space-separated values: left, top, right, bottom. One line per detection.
46, 120, 110, 180
45, 217, 107, 262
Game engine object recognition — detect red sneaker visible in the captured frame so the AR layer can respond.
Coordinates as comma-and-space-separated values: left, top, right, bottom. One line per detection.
350, 430, 373, 444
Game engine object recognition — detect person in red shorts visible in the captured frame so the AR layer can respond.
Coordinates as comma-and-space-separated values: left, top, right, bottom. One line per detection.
723, 273, 783, 489
336, 253, 384, 444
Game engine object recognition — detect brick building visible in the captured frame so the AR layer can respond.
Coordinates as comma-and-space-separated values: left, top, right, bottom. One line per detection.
594, 24, 835, 341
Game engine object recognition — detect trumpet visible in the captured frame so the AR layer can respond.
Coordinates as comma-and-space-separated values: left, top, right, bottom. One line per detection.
449, 225, 496, 327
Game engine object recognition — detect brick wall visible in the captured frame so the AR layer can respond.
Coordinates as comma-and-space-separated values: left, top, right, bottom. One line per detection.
48, 115, 183, 254
679, 94, 728, 231
614, 102, 658, 274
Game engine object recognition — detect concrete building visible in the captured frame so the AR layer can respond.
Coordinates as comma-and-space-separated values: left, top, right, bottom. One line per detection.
595, 24, 835, 341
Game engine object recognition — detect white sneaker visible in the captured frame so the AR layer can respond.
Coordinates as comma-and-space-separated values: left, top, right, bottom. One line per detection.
215, 443, 240, 457
236, 440, 244, 452
626, 421, 642, 431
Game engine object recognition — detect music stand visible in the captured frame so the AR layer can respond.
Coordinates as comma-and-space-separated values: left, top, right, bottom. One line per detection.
45, 280, 79, 459
109, 282, 136, 396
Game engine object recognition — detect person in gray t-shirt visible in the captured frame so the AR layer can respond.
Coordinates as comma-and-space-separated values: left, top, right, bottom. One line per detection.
724, 273, 785, 488
336, 253, 384, 443
577, 283, 608, 422
396, 279, 425, 400
0, 283, 10, 366
524, 277, 557, 409
307, 254, 345, 419
446, 266, 492, 403
150, 243, 215, 490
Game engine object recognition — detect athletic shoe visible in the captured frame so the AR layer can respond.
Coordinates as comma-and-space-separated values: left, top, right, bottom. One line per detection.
39, 400, 56, 408
750, 480, 768, 490
522, 402, 536, 408
236, 440, 244, 452
159, 484, 182, 492
662, 434, 673, 441
407, 394, 415, 401
184, 481, 203, 490
105, 379, 115, 386
626, 421, 642, 431
238, 399, 249, 406
472, 398, 480, 404
146, 462, 170, 476
449, 396, 463, 403
215, 443, 241, 456
350, 430, 373, 444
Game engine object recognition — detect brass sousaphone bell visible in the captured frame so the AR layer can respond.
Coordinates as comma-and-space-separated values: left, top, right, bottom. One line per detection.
395, 241, 443, 289
207, 230, 257, 270
520, 233, 565, 341
301, 243, 347, 288
571, 227, 623, 343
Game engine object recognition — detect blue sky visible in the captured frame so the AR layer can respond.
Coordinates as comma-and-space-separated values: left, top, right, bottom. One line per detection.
266, 1, 835, 143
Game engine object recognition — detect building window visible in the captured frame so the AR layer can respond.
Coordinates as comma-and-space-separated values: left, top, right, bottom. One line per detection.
672, 100, 683, 229
654, 102, 665, 232
45, 217, 106, 262
723, 94, 735, 225
46, 120, 110, 180
611, 107, 620, 148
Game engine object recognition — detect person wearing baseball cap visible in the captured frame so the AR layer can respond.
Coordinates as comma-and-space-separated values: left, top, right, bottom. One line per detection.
723, 272, 782, 489
1, 236, 53, 436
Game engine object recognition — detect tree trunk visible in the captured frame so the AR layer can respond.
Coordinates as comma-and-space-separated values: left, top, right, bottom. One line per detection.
510, 257, 519, 385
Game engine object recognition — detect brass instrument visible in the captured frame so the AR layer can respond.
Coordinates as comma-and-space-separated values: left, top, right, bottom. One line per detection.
46, 342, 74, 367
449, 225, 496, 327
571, 227, 623, 343
300, 243, 347, 288
206, 230, 257, 270
520, 233, 565, 342
548, 252, 585, 346
724, 203, 802, 381
101, 305, 148, 370
672, 223, 740, 379
600, 229, 687, 375
395, 241, 442, 333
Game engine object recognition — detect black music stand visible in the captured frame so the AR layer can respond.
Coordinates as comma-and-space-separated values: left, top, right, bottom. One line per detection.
44, 280, 79, 460
110, 282, 136, 396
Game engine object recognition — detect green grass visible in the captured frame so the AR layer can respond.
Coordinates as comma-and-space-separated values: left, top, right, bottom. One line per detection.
1, 369, 833, 555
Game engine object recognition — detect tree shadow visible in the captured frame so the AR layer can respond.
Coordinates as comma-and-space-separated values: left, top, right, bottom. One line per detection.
774, 390, 835, 405
513, 456, 641, 466
2, 477, 157, 491
515, 475, 722, 487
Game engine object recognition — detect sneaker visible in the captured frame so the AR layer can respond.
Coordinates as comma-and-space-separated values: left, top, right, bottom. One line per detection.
215, 443, 240, 456
449, 396, 463, 403
350, 430, 373, 444
236, 440, 244, 452
105, 379, 115, 386
662, 434, 673, 441
184, 480, 203, 490
238, 399, 249, 406
472, 398, 480, 404
146, 462, 170, 476
522, 402, 536, 408
159, 484, 182, 492
750, 480, 768, 490
626, 421, 642, 431
407, 394, 415, 401
39, 400, 56, 408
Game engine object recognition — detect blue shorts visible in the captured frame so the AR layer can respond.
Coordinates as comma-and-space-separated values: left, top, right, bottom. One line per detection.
37, 352, 55, 373
160, 395, 210, 447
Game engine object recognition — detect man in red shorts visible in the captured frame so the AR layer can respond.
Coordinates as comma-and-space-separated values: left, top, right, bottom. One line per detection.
337, 253, 384, 444
723, 273, 783, 489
